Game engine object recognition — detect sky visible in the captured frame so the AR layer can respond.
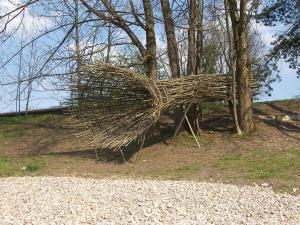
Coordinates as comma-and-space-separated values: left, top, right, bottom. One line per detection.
254, 23, 300, 101
0, 0, 299, 113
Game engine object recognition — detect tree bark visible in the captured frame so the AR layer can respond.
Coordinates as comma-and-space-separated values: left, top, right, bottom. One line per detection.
224, 0, 242, 135
142, 0, 157, 80
74, 0, 81, 85
195, 0, 204, 74
187, 0, 196, 75
187, 0, 201, 134
227, 0, 254, 134
160, 0, 180, 78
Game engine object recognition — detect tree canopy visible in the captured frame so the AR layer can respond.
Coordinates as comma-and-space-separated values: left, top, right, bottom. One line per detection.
256, 0, 300, 76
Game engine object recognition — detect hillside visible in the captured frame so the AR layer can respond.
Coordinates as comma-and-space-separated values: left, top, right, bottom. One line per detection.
0, 99, 299, 194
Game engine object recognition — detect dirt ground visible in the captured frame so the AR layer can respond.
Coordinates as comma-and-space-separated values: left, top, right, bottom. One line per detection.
0, 99, 299, 194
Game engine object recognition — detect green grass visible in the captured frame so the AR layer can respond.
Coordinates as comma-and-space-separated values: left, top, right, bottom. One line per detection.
0, 133, 6, 140
25, 161, 44, 172
217, 149, 300, 181
180, 132, 217, 147
0, 125, 25, 140
0, 114, 64, 141
0, 158, 45, 177
0, 159, 18, 176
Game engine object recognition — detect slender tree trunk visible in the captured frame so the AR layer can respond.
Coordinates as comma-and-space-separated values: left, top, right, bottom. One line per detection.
74, 0, 81, 85
16, 38, 23, 116
26, 42, 35, 115
160, 0, 182, 130
195, 0, 204, 75
224, 0, 242, 135
187, 0, 196, 75
25, 81, 32, 115
187, 0, 201, 134
142, 0, 157, 80
160, 0, 180, 78
106, 24, 112, 63
106, 0, 112, 63
227, 0, 254, 134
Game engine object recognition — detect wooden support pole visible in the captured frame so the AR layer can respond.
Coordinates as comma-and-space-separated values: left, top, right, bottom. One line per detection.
139, 133, 146, 151
119, 148, 126, 163
185, 115, 201, 149
173, 103, 193, 137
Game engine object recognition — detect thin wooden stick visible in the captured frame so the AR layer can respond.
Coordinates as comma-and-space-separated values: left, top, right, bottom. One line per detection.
119, 149, 126, 163
173, 103, 193, 137
94, 148, 99, 161
139, 133, 146, 151
185, 115, 201, 149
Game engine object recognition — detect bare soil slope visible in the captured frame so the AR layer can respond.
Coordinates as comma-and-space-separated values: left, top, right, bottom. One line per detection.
0, 99, 299, 193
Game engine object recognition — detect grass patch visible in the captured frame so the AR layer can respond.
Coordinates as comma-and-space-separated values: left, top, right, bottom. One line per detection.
277, 184, 292, 193
0, 125, 25, 140
0, 159, 18, 176
25, 161, 44, 172
0, 133, 6, 140
0, 115, 32, 124
179, 132, 217, 147
0, 158, 45, 177
0, 114, 64, 141
217, 149, 300, 181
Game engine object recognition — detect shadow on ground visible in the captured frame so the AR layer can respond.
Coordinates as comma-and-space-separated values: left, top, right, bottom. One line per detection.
19, 101, 300, 163
253, 103, 300, 140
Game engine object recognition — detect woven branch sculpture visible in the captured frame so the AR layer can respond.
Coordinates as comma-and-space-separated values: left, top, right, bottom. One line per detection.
68, 63, 259, 150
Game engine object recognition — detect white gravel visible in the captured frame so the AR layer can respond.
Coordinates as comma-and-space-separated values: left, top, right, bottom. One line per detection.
0, 177, 299, 225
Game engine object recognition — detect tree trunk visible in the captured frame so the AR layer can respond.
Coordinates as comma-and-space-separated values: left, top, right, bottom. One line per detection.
195, 0, 204, 74
26, 42, 35, 116
187, 0, 201, 134
237, 32, 254, 133
187, 0, 196, 75
224, 0, 242, 135
160, 0, 180, 78
227, 0, 254, 134
106, 0, 112, 64
142, 0, 157, 80
16, 37, 24, 116
74, 0, 81, 85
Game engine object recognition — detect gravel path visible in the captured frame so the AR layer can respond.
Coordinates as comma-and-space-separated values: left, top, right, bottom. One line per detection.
0, 177, 299, 225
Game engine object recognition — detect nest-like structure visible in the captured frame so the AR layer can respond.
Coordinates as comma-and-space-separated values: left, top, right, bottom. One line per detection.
68, 63, 259, 150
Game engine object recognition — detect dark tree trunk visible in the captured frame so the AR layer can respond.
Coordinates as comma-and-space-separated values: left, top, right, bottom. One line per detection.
187, 0, 202, 134
227, 0, 254, 134
160, 0, 181, 130
195, 0, 204, 75
187, 0, 196, 75
224, 0, 242, 135
142, 0, 157, 80
160, 0, 180, 78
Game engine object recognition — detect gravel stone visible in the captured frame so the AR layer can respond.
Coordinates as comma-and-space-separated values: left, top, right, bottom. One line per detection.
0, 177, 299, 225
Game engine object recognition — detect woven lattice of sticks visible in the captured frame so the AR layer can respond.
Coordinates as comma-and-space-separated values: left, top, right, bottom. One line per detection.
67, 63, 259, 150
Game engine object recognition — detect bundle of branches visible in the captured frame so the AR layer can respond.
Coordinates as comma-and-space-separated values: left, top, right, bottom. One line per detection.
68, 63, 259, 150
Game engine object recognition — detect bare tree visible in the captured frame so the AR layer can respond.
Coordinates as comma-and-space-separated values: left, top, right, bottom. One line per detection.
79, 0, 157, 79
